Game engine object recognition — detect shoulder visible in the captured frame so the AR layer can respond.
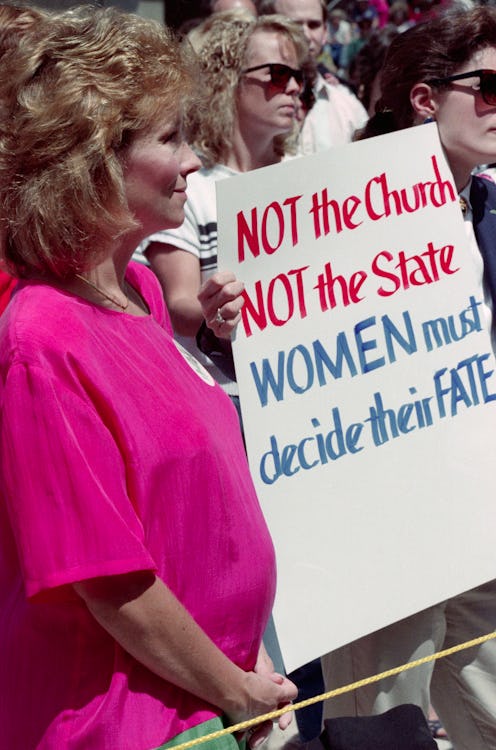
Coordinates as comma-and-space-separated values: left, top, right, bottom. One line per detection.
0, 283, 87, 371
168, 165, 234, 216
0, 268, 171, 368
472, 172, 496, 192
187, 164, 238, 192
328, 78, 366, 109
470, 173, 496, 212
315, 74, 368, 116
203, 163, 238, 180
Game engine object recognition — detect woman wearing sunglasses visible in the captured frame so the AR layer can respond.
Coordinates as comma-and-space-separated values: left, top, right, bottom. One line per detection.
320, 7, 496, 749
135, 11, 307, 396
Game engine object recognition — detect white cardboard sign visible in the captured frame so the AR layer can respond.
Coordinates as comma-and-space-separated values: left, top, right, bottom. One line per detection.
217, 124, 496, 672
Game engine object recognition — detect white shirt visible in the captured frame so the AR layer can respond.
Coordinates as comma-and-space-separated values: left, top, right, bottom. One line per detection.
298, 72, 369, 155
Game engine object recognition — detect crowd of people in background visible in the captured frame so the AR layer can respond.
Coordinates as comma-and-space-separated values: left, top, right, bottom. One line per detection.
168, 0, 480, 120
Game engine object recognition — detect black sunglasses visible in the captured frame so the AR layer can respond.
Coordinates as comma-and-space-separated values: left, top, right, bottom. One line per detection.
242, 63, 304, 89
425, 69, 496, 106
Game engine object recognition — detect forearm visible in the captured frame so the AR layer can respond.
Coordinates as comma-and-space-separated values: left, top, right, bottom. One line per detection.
166, 296, 204, 337
147, 243, 204, 337
74, 572, 251, 718
74, 570, 298, 727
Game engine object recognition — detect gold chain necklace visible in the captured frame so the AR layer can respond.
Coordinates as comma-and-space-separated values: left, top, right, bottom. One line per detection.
75, 273, 129, 311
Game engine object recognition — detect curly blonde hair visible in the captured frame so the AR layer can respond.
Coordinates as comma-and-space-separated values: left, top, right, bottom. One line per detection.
0, 3, 47, 273
0, 6, 197, 279
0, 3, 44, 47
184, 11, 308, 167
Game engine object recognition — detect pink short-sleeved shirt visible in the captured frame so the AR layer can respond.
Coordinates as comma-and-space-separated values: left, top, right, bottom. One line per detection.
0, 262, 276, 750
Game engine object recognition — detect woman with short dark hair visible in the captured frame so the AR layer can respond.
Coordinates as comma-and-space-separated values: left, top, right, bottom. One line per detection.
321, 7, 496, 749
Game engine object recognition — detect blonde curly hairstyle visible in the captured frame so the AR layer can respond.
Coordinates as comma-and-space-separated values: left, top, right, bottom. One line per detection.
0, 6, 197, 279
184, 11, 308, 167
0, 3, 44, 48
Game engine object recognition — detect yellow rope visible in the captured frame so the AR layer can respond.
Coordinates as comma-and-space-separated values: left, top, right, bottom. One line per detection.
169, 630, 496, 750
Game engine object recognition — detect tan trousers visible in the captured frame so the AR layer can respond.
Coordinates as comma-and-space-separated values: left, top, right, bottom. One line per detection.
321, 580, 496, 750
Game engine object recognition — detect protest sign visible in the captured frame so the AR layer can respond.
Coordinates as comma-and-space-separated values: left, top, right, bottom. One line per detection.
216, 124, 496, 672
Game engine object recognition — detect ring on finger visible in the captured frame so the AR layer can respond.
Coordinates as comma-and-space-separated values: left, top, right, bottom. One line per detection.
215, 308, 225, 325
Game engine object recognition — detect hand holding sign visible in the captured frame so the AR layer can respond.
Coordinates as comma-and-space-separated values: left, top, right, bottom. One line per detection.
198, 271, 245, 339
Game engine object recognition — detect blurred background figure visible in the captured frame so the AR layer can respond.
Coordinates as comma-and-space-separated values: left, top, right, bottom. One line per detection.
174, 0, 257, 39
345, 2, 379, 70
327, 8, 353, 75
210, 0, 257, 14
347, 24, 399, 115
388, 0, 416, 31
258, 0, 369, 153
368, 0, 390, 26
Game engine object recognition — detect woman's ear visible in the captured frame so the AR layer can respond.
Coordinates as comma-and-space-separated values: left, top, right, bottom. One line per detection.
410, 82, 437, 122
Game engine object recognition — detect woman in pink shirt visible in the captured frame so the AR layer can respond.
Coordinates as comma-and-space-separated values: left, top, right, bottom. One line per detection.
0, 7, 296, 749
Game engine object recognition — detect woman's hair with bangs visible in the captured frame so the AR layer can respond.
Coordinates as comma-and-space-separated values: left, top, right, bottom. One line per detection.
360, 4, 496, 139
0, 6, 196, 279
184, 11, 308, 168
